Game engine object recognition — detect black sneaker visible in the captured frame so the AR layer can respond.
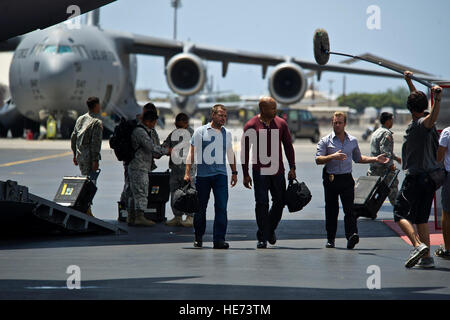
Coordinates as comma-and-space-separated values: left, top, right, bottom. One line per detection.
347, 233, 359, 249
213, 241, 229, 249
434, 246, 450, 259
325, 241, 335, 248
268, 233, 277, 245
257, 241, 267, 249
194, 236, 202, 248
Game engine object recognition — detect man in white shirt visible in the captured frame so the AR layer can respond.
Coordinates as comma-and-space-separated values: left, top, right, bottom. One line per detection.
436, 126, 450, 259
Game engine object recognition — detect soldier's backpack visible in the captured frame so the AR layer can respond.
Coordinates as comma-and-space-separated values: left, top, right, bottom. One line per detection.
109, 118, 139, 164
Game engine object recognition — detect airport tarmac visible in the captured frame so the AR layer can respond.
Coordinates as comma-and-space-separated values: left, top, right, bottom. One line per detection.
0, 124, 449, 300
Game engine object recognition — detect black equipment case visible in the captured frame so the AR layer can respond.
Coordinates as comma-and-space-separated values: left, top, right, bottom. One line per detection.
54, 176, 97, 214
144, 171, 170, 222
353, 169, 400, 219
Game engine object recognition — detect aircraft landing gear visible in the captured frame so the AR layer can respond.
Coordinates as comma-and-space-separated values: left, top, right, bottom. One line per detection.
24, 118, 40, 139
0, 123, 7, 137
60, 117, 76, 139
11, 123, 24, 138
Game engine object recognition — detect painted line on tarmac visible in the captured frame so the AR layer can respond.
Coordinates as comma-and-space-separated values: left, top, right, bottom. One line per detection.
0, 151, 72, 167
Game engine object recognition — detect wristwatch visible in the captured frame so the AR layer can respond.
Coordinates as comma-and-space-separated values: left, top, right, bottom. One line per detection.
232, 171, 238, 175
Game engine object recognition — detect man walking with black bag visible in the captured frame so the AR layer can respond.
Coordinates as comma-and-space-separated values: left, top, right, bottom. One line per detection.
315, 112, 388, 249
184, 104, 237, 249
241, 96, 296, 249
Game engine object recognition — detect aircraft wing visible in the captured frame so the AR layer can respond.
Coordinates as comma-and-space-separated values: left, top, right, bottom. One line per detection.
125, 33, 444, 81
137, 100, 172, 117
0, 0, 116, 41
292, 58, 444, 82
196, 101, 253, 110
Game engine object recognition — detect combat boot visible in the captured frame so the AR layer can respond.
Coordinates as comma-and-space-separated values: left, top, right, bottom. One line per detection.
165, 216, 182, 226
86, 207, 94, 217
134, 210, 156, 227
127, 208, 136, 226
181, 215, 194, 227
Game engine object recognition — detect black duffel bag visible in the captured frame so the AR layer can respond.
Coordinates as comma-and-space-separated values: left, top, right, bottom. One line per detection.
285, 179, 312, 213
173, 182, 199, 214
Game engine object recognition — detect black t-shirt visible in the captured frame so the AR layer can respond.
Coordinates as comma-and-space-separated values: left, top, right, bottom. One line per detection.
402, 117, 439, 174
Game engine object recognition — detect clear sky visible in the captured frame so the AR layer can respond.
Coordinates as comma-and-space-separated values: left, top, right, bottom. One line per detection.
98, 0, 450, 98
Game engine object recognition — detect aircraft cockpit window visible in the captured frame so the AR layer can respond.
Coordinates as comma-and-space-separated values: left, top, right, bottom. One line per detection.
43, 45, 57, 53
58, 46, 72, 54
31, 44, 44, 55
72, 45, 88, 58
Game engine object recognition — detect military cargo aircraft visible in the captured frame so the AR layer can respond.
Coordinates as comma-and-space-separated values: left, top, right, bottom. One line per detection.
0, 7, 445, 138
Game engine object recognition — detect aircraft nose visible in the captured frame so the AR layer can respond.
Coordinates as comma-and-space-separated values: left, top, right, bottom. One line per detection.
39, 56, 76, 101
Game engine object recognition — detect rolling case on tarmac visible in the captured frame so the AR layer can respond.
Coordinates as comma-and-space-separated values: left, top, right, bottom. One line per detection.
353, 169, 400, 219
53, 176, 97, 214
144, 171, 170, 222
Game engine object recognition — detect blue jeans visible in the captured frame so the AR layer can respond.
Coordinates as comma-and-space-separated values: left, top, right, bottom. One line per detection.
194, 174, 228, 243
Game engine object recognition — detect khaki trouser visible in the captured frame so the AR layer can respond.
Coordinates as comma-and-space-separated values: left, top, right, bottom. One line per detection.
128, 168, 149, 211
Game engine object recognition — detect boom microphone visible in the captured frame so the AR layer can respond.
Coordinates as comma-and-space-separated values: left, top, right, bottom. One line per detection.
313, 28, 441, 92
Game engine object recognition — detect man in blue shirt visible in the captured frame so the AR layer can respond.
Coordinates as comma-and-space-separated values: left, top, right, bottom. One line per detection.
315, 112, 388, 249
184, 104, 237, 249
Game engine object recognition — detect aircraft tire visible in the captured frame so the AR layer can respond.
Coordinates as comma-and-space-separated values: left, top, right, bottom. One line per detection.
0, 123, 7, 137
60, 118, 75, 139
11, 126, 24, 138
25, 119, 41, 139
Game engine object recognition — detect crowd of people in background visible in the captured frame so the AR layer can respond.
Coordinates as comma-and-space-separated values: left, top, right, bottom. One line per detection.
70, 70, 449, 269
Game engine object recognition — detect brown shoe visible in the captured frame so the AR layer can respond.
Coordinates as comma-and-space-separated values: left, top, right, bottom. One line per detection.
181, 216, 194, 227
165, 216, 183, 226
134, 210, 155, 227
127, 208, 136, 226
86, 207, 94, 217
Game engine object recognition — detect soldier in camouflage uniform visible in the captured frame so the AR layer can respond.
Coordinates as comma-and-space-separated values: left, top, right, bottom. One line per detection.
128, 110, 169, 227
367, 112, 402, 205
71, 97, 103, 216
163, 113, 196, 227
119, 103, 165, 217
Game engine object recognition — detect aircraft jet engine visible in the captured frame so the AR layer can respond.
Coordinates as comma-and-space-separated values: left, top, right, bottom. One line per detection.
268, 62, 307, 105
165, 53, 206, 96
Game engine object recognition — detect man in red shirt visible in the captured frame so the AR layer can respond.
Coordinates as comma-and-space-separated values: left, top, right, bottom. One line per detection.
241, 96, 296, 248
